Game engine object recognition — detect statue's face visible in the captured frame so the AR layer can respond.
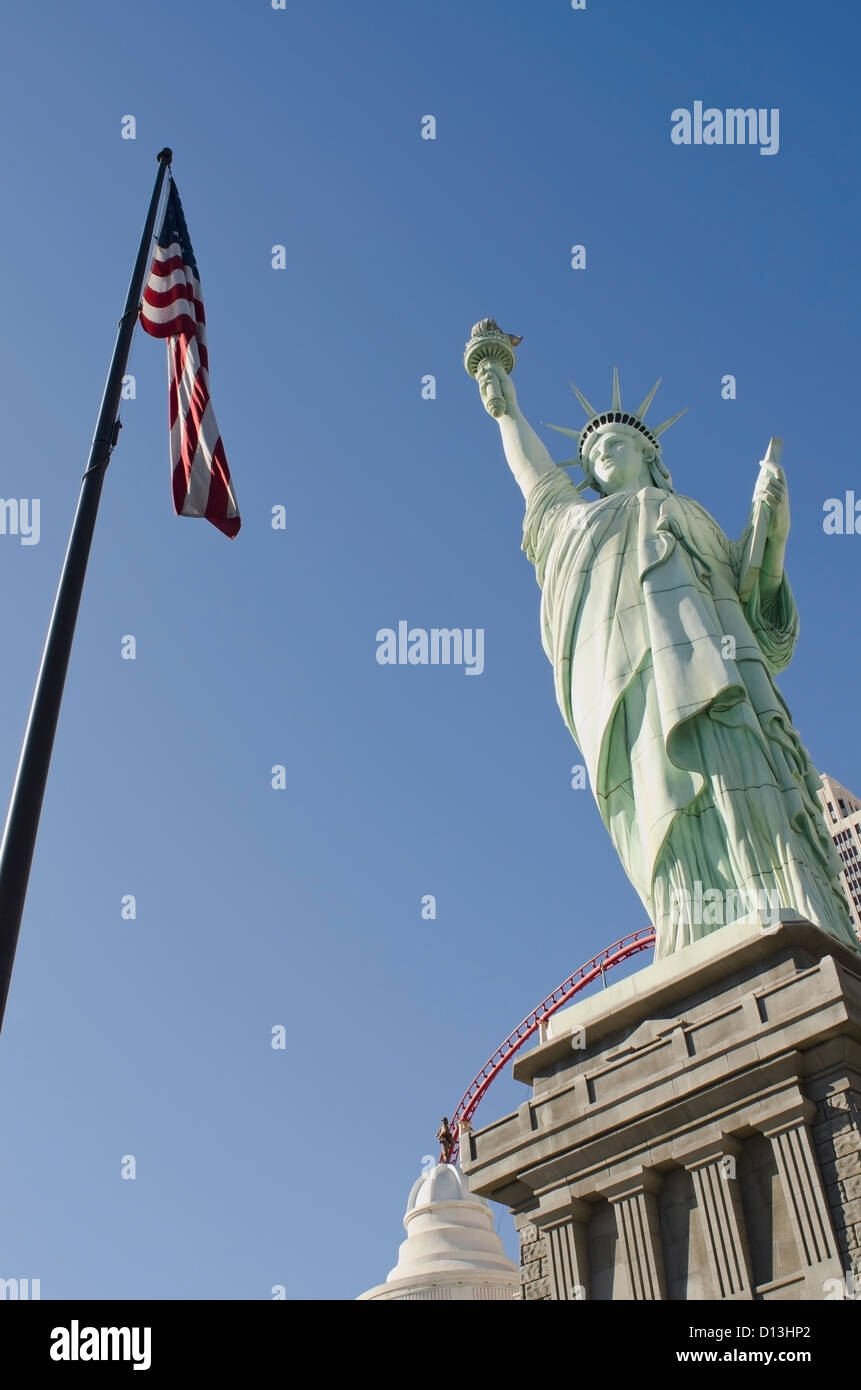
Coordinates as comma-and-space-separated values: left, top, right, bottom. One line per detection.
588, 429, 651, 494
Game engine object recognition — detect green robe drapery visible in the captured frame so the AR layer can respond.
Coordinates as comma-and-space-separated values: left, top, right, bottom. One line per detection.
523, 468, 858, 958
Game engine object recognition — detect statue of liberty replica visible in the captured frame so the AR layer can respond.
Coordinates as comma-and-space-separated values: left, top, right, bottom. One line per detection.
466, 319, 859, 960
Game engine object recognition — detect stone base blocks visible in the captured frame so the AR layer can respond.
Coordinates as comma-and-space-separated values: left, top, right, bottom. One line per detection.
460, 918, 861, 1301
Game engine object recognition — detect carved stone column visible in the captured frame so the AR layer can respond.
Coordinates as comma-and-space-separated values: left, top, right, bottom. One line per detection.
760, 1102, 839, 1271
685, 1139, 754, 1298
603, 1171, 667, 1300
542, 1201, 591, 1301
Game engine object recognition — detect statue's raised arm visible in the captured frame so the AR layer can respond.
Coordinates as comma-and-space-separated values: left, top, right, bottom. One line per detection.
464, 319, 560, 501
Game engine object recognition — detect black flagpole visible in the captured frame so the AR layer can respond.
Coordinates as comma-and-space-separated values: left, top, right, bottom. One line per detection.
0, 147, 173, 1032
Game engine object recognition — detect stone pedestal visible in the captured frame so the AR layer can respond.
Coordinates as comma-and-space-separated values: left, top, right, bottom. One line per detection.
460, 918, 861, 1301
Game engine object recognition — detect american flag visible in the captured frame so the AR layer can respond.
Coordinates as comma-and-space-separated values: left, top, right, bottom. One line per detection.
140, 180, 240, 538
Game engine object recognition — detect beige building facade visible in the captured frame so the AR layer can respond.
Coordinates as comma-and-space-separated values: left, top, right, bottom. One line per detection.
462, 918, 861, 1301
817, 773, 861, 940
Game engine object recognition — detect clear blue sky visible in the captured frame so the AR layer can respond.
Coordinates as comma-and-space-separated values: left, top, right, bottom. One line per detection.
0, 0, 858, 1300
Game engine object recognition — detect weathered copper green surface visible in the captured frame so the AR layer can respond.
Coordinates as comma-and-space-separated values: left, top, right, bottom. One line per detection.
471, 342, 858, 958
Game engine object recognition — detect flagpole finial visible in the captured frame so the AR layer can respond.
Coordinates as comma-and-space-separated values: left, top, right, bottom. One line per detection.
157, 148, 173, 165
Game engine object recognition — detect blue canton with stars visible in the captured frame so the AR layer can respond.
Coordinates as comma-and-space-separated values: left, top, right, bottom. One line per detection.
156, 182, 199, 280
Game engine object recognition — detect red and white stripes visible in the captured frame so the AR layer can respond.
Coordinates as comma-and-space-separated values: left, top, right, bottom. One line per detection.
140, 181, 240, 539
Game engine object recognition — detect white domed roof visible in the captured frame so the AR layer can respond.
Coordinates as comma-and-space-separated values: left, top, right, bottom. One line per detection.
358, 1163, 519, 1301
405, 1161, 478, 1213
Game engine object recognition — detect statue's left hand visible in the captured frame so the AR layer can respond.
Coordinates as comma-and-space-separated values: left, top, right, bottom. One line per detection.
754, 461, 790, 544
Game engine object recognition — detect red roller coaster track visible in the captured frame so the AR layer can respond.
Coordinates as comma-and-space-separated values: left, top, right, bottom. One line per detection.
445, 927, 656, 1165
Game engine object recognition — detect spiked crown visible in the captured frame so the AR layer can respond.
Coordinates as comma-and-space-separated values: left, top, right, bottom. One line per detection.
543, 368, 687, 474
